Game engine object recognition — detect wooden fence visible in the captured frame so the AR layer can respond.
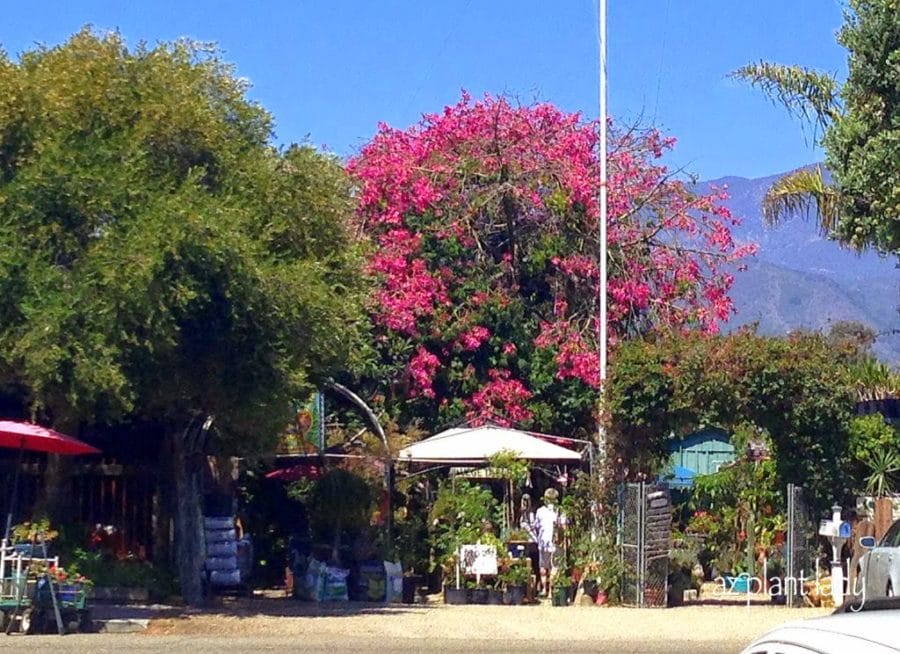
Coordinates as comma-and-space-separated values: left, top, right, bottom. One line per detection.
1, 458, 157, 560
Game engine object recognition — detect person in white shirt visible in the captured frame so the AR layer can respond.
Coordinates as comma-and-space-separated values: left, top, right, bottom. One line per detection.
518, 493, 538, 541
535, 487, 561, 597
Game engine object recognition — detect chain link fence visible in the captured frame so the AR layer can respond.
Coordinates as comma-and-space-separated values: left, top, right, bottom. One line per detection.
785, 483, 819, 607
618, 482, 671, 607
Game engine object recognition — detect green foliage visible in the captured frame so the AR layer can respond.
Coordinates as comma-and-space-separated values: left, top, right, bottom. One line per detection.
428, 479, 498, 572
733, 62, 840, 133
10, 519, 58, 544
486, 449, 530, 484
308, 468, 373, 537
862, 449, 900, 497
0, 28, 366, 451
848, 414, 900, 467
605, 330, 856, 512
736, 2, 900, 254
497, 557, 530, 586
393, 503, 429, 573
67, 548, 177, 600
688, 456, 784, 574
849, 359, 900, 401
824, 0, 900, 253
761, 166, 841, 238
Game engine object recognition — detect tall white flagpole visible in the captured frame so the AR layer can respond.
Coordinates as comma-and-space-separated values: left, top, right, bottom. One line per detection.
598, 0, 608, 445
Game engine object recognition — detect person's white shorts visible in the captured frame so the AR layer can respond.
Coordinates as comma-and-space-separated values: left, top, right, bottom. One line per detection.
539, 548, 554, 570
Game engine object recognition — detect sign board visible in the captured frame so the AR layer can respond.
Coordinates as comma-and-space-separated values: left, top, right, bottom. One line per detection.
460, 544, 498, 576
276, 392, 325, 455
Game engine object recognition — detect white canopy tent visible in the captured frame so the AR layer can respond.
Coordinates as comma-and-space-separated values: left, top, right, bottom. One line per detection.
397, 425, 584, 464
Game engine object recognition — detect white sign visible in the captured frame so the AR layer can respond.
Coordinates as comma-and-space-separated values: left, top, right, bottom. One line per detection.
460, 544, 498, 576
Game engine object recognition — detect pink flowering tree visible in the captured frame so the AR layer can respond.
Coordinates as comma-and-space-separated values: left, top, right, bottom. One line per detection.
348, 94, 755, 437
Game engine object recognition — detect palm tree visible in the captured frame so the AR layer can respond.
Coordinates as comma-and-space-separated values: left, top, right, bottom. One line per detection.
732, 62, 850, 245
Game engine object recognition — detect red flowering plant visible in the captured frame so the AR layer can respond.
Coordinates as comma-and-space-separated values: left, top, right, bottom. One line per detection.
47, 563, 92, 589
27, 560, 93, 591
686, 510, 719, 536
349, 93, 755, 437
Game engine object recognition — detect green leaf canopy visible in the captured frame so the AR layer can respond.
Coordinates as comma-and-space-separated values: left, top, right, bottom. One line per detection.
0, 29, 366, 450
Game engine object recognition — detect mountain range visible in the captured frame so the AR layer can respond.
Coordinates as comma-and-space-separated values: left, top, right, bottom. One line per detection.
697, 169, 899, 364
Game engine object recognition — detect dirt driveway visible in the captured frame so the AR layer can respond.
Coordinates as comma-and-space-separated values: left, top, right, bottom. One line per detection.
141, 595, 832, 648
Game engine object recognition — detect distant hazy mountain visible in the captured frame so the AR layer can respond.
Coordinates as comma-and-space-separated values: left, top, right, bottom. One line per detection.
697, 169, 899, 364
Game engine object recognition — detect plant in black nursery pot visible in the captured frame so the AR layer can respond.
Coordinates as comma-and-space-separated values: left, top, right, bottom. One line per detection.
498, 558, 530, 605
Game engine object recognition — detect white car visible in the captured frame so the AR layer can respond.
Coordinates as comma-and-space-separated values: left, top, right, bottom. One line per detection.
860, 519, 900, 599
740, 603, 900, 654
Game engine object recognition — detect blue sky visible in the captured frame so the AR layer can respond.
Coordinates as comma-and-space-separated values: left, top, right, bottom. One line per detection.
2, 1, 847, 180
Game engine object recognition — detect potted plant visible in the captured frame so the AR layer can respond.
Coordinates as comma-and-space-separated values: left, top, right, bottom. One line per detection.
667, 547, 698, 607
550, 569, 572, 607
441, 554, 467, 604
575, 561, 600, 601
863, 450, 899, 539
498, 558, 530, 605
487, 577, 504, 605
468, 578, 488, 604
307, 469, 373, 565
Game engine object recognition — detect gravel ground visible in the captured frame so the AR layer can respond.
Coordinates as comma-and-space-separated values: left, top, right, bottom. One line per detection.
0, 596, 835, 654
140, 596, 832, 647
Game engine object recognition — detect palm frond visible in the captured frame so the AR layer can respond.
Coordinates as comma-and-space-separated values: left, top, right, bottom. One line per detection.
864, 450, 900, 497
763, 166, 841, 237
732, 62, 840, 133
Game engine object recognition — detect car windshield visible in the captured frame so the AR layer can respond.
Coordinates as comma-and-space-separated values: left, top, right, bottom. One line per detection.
881, 521, 900, 548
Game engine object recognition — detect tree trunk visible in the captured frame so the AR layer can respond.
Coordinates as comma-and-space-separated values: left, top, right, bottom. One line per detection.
874, 496, 895, 542
170, 425, 206, 606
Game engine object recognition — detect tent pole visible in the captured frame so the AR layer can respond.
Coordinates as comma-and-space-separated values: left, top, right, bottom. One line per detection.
4, 440, 25, 542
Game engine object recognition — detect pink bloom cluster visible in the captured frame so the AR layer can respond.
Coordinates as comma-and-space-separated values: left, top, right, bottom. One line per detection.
349, 92, 756, 417
456, 325, 491, 352
464, 369, 533, 427
408, 346, 441, 398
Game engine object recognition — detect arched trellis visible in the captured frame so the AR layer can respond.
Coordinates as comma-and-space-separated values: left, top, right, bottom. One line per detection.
323, 381, 394, 554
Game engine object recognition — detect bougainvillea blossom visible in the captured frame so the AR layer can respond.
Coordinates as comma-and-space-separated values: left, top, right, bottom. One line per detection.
349, 93, 755, 431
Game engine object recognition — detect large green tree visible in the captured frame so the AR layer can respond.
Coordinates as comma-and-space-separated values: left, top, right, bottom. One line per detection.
736, 0, 900, 255
0, 29, 365, 602
604, 329, 857, 511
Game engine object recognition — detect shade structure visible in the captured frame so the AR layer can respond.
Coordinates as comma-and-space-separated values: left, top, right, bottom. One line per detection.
397, 425, 583, 464
0, 420, 101, 456
1, 420, 100, 541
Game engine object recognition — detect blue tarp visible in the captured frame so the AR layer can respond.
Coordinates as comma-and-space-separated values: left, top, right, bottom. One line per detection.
662, 464, 696, 488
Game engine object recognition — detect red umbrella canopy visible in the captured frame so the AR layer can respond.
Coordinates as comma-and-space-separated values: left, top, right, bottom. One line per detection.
265, 463, 323, 482
0, 421, 101, 456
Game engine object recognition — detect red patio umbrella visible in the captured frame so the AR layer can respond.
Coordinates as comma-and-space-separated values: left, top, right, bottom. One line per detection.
0, 421, 101, 456
264, 462, 323, 482
0, 420, 101, 540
